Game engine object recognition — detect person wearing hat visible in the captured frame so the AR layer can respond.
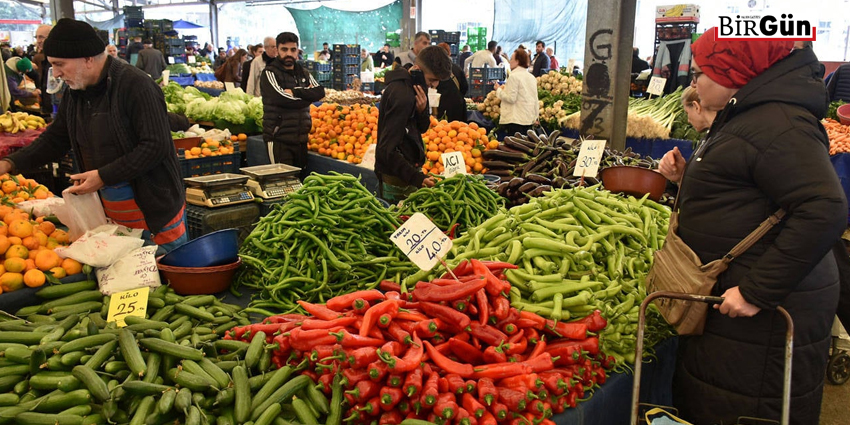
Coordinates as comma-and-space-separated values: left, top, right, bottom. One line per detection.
664, 29, 845, 425
0, 18, 187, 253
136, 39, 167, 80
4, 57, 39, 106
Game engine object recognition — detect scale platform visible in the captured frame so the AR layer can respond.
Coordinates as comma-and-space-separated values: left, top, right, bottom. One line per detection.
240, 164, 303, 200
184, 173, 255, 208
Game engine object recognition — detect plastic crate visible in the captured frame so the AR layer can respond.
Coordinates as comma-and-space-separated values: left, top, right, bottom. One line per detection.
169, 47, 184, 55
468, 82, 495, 99
449, 43, 459, 56
332, 63, 359, 75
186, 203, 259, 245
470, 67, 505, 81
312, 71, 332, 83
444, 32, 461, 43
333, 44, 360, 56
386, 32, 400, 40
307, 61, 331, 72
332, 74, 357, 90
125, 19, 144, 29
361, 82, 374, 93
333, 55, 360, 66
429, 30, 444, 43
179, 142, 241, 178
258, 198, 287, 217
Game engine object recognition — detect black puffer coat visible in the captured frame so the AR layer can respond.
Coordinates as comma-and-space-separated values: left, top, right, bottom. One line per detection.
673, 48, 847, 424
260, 60, 325, 146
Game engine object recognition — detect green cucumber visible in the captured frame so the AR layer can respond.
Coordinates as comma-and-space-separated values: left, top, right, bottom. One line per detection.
0, 331, 48, 345
118, 328, 146, 378
180, 360, 217, 388
122, 381, 174, 396
232, 365, 251, 423
72, 365, 110, 403
32, 389, 91, 413
156, 389, 177, 414
141, 353, 161, 384
244, 331, 266, 369
58, 334, 116, 354
35, 280, 97, 299
128, 395, 155, 425
13, 412, 84, 425
138, 338, 203, 361
83, 339, 117, 370
173, 388, 192, 413
250, 375, 310, 421
39, 290, 104, 313
251, 366, 293, 411
166, 368, 210, 392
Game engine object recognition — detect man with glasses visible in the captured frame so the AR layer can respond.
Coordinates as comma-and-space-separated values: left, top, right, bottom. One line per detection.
31, 24, 53, 115
246, 36, 278, 97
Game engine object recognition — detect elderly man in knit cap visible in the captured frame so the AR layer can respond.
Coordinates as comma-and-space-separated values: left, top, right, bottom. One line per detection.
657, 29, 846, 425
0, 18, 188, 253
4, 57, 40, 106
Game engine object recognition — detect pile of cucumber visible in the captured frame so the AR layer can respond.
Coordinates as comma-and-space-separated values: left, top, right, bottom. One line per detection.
0, 281, 333, 425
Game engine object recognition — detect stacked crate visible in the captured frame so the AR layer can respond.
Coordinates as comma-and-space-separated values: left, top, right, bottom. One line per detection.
467, 27, 488, 52
123, 6, 144, 29
306, 61, 332, 86
331, 44, 360, 91
429, 30, 461, 64
467, 67, 505, 99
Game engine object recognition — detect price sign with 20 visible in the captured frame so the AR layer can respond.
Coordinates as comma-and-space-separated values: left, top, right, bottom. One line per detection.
390, 213, 453, 270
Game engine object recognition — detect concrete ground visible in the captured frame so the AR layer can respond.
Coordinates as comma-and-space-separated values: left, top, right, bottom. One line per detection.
821, 377, 850, 425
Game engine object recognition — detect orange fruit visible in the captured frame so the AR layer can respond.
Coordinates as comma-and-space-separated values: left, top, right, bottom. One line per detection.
21, 236, 39, 251
23, 269, 45, 288
35, 250, 61, 271
1, 180, 16, 194
4, 257, 26, 273
48, 267, 66, 279
5, 244, 28, 259
0, 272, 24, 292
8, 219, 33, 238
33, 231, 47, 247
50, 230, 69, 244
208, 140, 220, 148
6, 236, 21, 246
61, 258, 83, 276
38, 221, 55, 236
46, 237, 59, 250
24, 259, 35, 272
190, 147, 202, 156
34, 189, 49, 200
0, 235, 10, 255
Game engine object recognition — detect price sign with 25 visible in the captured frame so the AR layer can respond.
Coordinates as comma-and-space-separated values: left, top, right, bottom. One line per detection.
573, 139, 607, 177
390, 213, 453, 270
106, 288, 150, 327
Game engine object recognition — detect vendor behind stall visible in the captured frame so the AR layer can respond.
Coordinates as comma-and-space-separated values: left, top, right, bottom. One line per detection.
0, 19, 187, 253
5, 57, 40, 107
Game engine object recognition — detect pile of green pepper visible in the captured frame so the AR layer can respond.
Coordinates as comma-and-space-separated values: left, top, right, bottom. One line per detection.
236, 173, 417, 314
395, 174, 505, 237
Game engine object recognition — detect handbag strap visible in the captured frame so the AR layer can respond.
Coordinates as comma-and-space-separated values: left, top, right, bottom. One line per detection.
722, 209, 786, 263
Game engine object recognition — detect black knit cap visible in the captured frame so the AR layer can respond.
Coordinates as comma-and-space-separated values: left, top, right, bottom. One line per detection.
43, 18, 105, 59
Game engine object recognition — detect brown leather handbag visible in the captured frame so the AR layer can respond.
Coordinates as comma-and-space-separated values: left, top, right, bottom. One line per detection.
646, 208, 785, 335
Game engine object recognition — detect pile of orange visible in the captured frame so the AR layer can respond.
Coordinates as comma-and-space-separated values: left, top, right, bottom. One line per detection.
183, 134, 244, 159
422, 117, 500, 175
0, 205, 81, 294
308, 103, 379, 164
0, 173, 52, 204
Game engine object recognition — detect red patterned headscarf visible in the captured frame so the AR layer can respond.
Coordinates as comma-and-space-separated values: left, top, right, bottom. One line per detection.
691, 27, 794, 89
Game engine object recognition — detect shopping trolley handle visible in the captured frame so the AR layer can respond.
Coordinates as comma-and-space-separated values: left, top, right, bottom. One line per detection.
644, 291, 724, 306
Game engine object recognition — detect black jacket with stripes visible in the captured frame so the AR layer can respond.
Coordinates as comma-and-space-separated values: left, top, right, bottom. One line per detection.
260, 59, 325, 146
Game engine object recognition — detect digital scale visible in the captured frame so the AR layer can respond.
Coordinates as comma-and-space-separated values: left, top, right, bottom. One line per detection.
184, 174, 255, 208
240, 164, 303, 200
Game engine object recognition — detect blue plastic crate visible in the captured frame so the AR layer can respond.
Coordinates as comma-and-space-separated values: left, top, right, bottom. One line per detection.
179, 142, 241, 178
470, 67, 505, 81
333, 55, 360, 66
333, 44, 360, 56
307, 61, 331, 72
332, 63, 359, 75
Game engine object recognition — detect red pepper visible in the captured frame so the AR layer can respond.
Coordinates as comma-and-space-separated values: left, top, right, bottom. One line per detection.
403, 367, 423, 398
544, 320, 588, 341
471, 259, 508, 296
473, 362, 531, 380
270, 333, 291, 353
482, 261, 518, 272
546, 337, 599, 363
476, 289, 489, 325
379, 280, 401, 293
498, 373, 539, 391
465, 380, 477, 394
346, 380, 381, 403
300, 369, 319, 383
527, 335, 547, 359
571, 309, 608, 332
359, 396, 382, 416
377, 314, 394, 328
327, 289, 385, 311
538, 372, 566, 396
447, 337, 484, 364
424, 341, 474, 377
345, 407, 367, 423
483, 346, 507, 364
492, 296, 511, 321
231, 323, 284, 338
342, 368, 370, 388
397, 400, 412, 415
379, 410, 403, 425
420, 302, 471, 330
351, 298, 370, 314
317, 373, 334, 395
266, 313, 309, 323
498, 388, 528, 412
360, 300, 400, 337
380, 341, 404, 357
445, 373, 466, 394
300, 316, 358, 330
413, 278, 488, 302
504, 330, 528, 355
452, 260, 472, 276
297, 301, 341, 320
518, 311, 547, 330
396, 311, 429, 322
434, 341, 454, 357
310, 344, 340, 362
379, 331, 423, 373
489, 401, 509, 421
379, 386, 404, 411
386, 373, 404, 388
477, 377, 497, 406
421, 372, 440, 407
462, 392, 486, 419
593, 364, 607, 385
478, 411, 498, 425
522, 352, 558, 373
386, 322, 413, 346
453, 298, 471, 313
551, 395, 567, 414
541, 420, 556, 425
288, 328, 339, 351
367, 360, 388, 382
434, 392, 459, 420
416, 318, 443, 338
329, 329, 384, 348
567, 391, 578, 408
468, 322, 508, 346
456, 407, 476, 425
528, 399, 546, 414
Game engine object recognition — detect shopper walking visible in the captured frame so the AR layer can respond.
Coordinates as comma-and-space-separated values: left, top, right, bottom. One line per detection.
135, 39, 166, 79
246, 37, 277, 97
213, 48, 226, 69
221, 49, 247, 88
531, 41, 550, 77
376, 45, 452, 203
667, 29, 846, 425
399, 32, 430, 68
125, 36, 144, 63
260, 32, 324, 169
493, 49, 538, 136
435, 42, 467, 122
0, 19, 187, 252
241, 44, 262, 89
458, 45, 472, 67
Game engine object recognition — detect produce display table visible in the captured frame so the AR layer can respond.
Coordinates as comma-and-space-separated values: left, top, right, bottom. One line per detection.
195, 73, 217, 82
0, 128, 45, 158
246, 135, 379, 194
170, 76, 196, 87
196, 86, 223, 97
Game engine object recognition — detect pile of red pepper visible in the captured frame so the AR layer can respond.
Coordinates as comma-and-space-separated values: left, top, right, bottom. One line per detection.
225, 259, 612, 425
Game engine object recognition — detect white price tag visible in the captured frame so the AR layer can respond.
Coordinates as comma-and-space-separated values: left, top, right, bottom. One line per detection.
390, 213, 453, 270
161, 70, 170, 84
106, 288, 150, 327
441, 151, 467, 178
224, 82, 236, 92
647, 76, 667, 96
567, 58, 576, 73
167, 56, 175, 64
573, 139, 607, 177
187, 55, 196, 64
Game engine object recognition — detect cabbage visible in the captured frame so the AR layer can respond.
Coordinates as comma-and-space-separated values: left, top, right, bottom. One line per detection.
247, 97, 264, 128
220, 88, 252, 103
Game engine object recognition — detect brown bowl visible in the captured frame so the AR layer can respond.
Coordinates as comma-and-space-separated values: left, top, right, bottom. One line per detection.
156, 257, 242, 295
600, 166, 667, 201
173, 137, 203, 152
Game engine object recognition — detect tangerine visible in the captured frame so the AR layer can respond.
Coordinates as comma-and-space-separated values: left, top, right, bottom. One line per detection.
5, 244, 28, 259
23, 269, 45, 288
8, 219, 33, 238
61, 258, 83, 276
3, 257, 25, 273
0, 272, 24, 292
35, 250, 61, 271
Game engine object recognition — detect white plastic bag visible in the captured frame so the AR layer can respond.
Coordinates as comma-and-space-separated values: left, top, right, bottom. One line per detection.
96, 246, 161, 295
54, 224, 145, 268
16, 197, 65, 218
52, 189, 108, 241
360, 144, 377, 170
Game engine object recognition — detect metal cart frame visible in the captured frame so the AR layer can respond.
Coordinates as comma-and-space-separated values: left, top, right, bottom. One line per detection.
630, 291, 794, 425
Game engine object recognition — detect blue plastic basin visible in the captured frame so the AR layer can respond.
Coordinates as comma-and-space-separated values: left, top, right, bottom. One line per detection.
158, 229, 239, 268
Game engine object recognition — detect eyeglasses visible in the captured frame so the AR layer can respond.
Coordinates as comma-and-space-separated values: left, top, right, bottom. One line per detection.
691, 71, 704, 83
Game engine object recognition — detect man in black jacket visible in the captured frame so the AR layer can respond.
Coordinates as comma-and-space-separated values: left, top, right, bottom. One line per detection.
261, 32, 325, 169
531, 40, 550, 77
376, 46, 452, 202
0, 19, 187, 252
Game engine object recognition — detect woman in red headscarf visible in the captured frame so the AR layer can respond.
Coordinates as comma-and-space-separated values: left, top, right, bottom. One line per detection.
670, 29, 846, 425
